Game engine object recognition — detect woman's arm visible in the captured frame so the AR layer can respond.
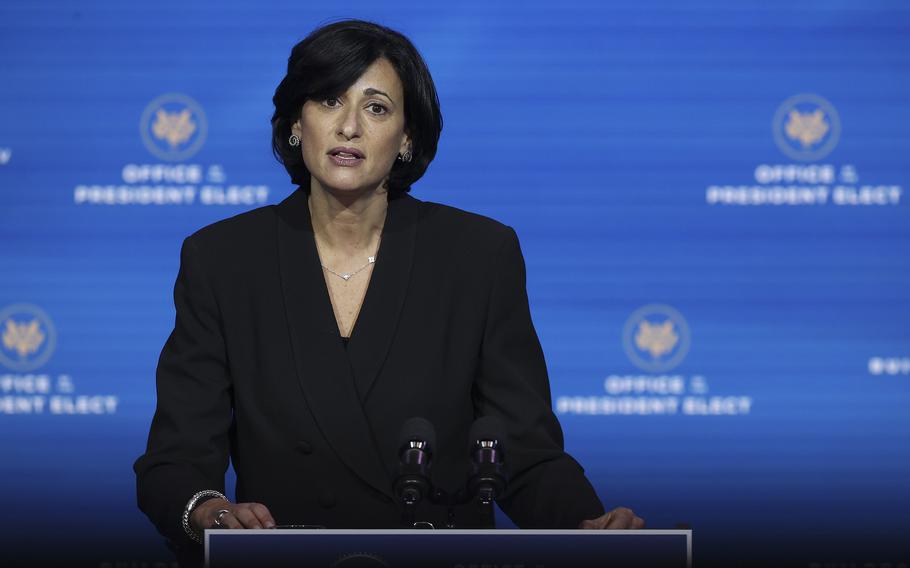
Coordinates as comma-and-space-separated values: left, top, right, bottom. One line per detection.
472, 227, 606, 528
133, 235, 234, 553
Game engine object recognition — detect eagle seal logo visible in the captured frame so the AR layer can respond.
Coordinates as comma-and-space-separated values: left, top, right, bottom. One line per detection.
772, 93, 840, 161
140, 93, 208, 161
622, 304, 691, 372
0, 303, 57, 372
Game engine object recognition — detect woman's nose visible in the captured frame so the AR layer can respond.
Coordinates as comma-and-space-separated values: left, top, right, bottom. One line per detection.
337, 106, 361, 139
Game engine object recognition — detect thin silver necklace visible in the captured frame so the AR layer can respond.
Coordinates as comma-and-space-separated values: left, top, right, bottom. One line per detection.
321, 254, 376, 281
311, 197, 386, 281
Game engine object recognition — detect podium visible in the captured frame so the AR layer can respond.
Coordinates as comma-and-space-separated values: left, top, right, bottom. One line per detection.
204, 528, 692, 567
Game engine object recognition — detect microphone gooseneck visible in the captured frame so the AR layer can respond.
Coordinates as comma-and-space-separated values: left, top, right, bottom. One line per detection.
468, 416, 508, 506
394, 417, 436, 526
391, 415, 509, 529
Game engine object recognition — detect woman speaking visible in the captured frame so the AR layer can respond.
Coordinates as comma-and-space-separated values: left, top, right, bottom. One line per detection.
134, 19, 643, 566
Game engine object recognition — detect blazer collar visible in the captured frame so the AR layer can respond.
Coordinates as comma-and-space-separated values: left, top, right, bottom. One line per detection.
275, 187, 419, 498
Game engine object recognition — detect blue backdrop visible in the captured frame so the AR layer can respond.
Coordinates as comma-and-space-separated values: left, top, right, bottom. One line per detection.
1, 1, 908, 566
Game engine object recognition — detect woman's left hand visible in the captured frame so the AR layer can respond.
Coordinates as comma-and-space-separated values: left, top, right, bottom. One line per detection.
578, 507, 645, 529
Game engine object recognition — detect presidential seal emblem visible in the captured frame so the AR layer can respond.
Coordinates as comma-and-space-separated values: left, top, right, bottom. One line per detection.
772, 93, 840, 161
0, 303, 57, 372
622, 304, 691, 372
140, 93, 208, 161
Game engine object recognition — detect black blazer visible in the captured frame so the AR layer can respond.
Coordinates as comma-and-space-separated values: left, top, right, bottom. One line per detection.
134, 188, 604, 562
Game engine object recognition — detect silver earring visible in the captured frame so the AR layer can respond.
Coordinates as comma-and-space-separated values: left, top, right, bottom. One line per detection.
288, 134, 300, 147
398, 150, 412, 163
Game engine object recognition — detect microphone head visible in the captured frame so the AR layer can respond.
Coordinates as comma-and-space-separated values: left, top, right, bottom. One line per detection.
398, 416, 436, 453
469, 415, 506, 447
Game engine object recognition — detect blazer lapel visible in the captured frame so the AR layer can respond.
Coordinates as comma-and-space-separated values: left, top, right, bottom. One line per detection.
275, 187, 394, 499
347, 192, 419, 400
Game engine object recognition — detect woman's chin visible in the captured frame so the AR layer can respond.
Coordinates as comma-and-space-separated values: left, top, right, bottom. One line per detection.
314, 178, 383, 197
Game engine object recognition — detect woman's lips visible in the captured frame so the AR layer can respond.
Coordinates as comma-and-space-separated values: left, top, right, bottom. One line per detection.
328, 153, 364, 167
327, 147, 365, 167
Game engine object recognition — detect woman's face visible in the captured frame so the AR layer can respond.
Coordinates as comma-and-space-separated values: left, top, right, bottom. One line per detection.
292, 57, 410, 196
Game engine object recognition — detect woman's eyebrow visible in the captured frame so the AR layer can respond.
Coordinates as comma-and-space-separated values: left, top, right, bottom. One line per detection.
363, 87, 394, 103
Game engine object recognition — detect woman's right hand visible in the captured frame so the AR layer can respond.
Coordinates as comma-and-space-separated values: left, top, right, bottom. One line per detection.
191, 498, 276, 531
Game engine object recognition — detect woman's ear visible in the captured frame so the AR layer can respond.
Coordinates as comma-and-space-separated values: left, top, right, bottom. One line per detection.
399, 133, 411, 156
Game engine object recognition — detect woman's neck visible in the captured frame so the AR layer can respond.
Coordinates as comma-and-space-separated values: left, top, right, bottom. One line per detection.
307, 183, 388, 255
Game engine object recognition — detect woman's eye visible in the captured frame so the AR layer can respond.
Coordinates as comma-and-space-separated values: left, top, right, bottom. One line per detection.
368, 103, 388, 115
323, 98, 340, 108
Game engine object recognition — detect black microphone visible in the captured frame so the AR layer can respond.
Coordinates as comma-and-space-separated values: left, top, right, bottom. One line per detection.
467, 416, 507, 506
394, 417, 436, 510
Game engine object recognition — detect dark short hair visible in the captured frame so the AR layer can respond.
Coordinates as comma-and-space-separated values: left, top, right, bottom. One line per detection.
271, 19, 443, 194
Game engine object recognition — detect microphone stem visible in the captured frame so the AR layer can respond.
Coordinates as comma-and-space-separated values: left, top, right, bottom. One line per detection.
480, 486, 495, 528
402, 501, 416, 528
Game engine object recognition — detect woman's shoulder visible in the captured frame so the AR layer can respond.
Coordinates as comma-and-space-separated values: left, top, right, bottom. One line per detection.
185, 203, 278, 249
415, 198, 515, 248
412, 198, 523, 287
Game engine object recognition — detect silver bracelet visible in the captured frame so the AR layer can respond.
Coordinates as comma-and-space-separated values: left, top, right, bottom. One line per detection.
182, 489, 228, 544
